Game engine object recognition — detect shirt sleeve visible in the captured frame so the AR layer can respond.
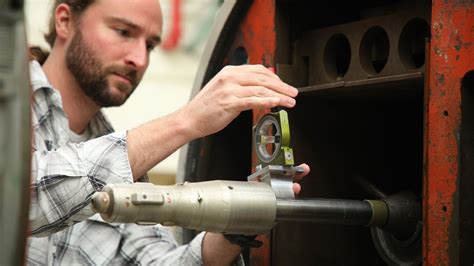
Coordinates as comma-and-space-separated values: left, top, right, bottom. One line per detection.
29, 131, 134, 237
119, 225, 244, 266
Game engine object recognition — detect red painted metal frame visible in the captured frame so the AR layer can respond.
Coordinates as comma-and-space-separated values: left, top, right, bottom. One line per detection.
235, 0, 277, 265
424, 1, 474, 265
235, 0, 473, 265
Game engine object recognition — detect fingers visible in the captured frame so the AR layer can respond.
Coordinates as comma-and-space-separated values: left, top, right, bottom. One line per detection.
209, 64, 299, 111
234, 86, 296, 108
231, 96, 282, 111
293, 163, 310, 181
235, 72, 298, 98
220, 65, 298, 98
224, 64, 282, 81
293, 183, 302, 195
190, 64, 300, 138
292, 163, 310, 195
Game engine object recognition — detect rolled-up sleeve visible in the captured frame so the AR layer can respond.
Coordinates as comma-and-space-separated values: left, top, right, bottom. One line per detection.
29, 131, 133, 237
120, 225, 205, 265
119, 226, 245, 266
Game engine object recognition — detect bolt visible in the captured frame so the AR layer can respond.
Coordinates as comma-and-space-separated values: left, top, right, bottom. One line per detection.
197, 193, 203, 203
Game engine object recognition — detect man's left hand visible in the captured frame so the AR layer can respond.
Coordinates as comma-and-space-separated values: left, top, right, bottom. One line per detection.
293, 163, 310, 195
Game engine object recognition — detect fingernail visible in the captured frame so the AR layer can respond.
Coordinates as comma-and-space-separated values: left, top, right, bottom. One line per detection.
287, 98, 296, 106
290, 86, 298, 96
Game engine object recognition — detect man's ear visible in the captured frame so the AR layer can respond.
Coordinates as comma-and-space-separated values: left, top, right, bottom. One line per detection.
54, 3, 75, 42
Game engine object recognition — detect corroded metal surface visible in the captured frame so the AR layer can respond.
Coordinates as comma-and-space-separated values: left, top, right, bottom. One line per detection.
240, 0, 276, 67
178, 0, 474, 264
239, 0, 276, 264
424, 1, 474, 265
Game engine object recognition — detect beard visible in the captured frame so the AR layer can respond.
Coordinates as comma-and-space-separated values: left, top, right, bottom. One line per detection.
65, 29, 140, 107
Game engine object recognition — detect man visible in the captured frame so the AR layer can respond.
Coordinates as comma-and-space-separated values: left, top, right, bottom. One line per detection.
27, 0, 310, 265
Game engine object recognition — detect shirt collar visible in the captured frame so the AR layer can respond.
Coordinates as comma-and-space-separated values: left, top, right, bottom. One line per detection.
29, 60, 115, 137
30, 60, 55, 93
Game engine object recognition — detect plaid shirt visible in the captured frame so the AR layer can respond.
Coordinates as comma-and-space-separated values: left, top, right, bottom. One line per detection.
26, 61, 207, 265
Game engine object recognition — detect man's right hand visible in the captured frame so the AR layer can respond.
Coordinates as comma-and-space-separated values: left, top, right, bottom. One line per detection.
128, 65, 299, 179
178, 64, 299, 139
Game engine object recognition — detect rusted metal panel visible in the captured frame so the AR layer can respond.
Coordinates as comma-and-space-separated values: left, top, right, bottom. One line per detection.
240, 0, 276, 67
424, 1, 474, 265
236, 0, 277, 265
182, 0, 472, 264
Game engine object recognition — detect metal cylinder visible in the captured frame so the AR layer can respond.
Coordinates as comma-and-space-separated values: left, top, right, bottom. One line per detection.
92, 180, 277, 235
92, 182, 390, 234
276, 198, 388, 226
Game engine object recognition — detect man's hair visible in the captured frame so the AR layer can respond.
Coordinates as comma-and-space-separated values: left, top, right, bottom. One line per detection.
30, 0, 95, 64
44, 0, 95, 47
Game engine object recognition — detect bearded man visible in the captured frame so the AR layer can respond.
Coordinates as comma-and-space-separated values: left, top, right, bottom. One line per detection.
27, 0, 309, 265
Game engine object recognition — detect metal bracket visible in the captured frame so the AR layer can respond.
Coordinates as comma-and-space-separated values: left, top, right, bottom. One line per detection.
251, 109, 301, 199
248, 165, 303, 199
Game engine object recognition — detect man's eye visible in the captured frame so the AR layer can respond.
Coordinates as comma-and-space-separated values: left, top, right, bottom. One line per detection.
115, 28, 130, 37
146, 44, 156, 52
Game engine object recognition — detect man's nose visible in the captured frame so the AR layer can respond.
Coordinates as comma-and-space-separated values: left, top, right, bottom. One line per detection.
124, 41, 148, 70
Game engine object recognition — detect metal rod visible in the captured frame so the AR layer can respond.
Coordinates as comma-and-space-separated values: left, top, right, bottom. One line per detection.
276, 198, 374, 226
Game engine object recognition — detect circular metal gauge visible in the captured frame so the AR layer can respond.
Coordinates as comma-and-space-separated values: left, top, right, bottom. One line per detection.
255, 114, 281, 164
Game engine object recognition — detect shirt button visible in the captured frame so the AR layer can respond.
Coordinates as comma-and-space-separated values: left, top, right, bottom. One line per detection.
52, 94, 60, 103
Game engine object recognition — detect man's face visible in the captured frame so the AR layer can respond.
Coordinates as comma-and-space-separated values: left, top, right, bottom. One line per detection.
65, 0, 163, 107
65, 29, 139, 107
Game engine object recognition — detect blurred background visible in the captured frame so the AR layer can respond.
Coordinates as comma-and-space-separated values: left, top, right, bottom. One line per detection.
24, 0, 222, 184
